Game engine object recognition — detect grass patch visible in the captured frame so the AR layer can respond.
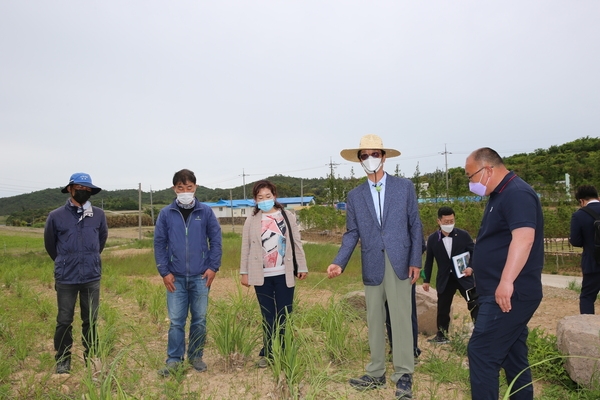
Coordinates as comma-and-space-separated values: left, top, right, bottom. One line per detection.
0, 226, 597, 399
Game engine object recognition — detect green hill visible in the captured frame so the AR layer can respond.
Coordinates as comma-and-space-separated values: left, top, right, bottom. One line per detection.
1, 136, 599, 222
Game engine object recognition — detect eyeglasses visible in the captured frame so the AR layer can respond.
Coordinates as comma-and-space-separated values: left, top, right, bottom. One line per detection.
359, 151, 382, 161
467, 167, 486, 181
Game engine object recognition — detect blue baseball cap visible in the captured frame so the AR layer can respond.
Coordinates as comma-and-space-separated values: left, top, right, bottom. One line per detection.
61, 172, 102, 195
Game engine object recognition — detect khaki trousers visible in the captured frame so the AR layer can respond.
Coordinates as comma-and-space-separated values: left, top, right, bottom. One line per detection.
364, 253, 414, 382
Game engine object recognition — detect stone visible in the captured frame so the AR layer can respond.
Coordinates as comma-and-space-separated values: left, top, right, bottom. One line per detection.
341, 291, 367, 320
340, 287, 439, 336
556, 315, 600, 389
415, 285, 438, 336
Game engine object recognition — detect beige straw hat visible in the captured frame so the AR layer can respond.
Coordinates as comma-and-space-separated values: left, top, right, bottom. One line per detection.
340, 134, 401, 162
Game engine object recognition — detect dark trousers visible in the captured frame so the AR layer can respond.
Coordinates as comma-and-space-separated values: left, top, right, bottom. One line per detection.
580, 271, 600, 314
254, 274, 295, 358
467, 296, 541, 400
54, 280, 100, 361
437, 276, 479, 337
385, 283, 420, 357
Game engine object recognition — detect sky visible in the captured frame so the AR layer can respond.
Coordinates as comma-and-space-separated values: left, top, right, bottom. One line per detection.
1, 1, 599, 199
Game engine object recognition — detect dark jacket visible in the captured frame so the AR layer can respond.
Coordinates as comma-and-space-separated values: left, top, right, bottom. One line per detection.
423, 227, 475, 293
154, 199, 222, 277
44, 200, 108, 284
570, 201, 600, 274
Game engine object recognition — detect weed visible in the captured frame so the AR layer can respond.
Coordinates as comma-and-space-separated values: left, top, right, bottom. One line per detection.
567, 279, 583, 294
209, 283, 261, 369
526, 327, 573, 386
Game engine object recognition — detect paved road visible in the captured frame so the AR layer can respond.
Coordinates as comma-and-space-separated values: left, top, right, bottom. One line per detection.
541, 273, 582, 289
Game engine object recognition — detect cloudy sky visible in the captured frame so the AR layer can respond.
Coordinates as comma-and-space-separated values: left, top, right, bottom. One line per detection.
1, 1, 598, 198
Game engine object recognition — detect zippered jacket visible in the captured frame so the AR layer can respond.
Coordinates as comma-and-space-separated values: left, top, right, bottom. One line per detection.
44, 200, 108, 284
154, 199, 222, 277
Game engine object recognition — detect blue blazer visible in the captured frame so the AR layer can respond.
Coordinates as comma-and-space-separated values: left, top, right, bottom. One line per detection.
570, 202, 600, 274
333, 173, 423, 286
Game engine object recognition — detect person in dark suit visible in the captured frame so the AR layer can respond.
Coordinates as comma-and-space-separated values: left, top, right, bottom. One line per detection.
423, 206, 478, 343
327, 134, 423, 400
569, 185, 600, 314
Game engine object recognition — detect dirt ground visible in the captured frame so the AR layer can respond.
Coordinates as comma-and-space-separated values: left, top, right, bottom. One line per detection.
123, 226, 582, 399
4, 225, 584, 399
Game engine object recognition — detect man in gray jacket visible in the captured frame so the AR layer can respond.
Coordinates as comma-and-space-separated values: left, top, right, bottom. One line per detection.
44, 172, 108, 374
327, 134, 423, 400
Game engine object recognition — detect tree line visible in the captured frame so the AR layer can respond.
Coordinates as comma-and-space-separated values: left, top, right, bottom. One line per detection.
1, 137, 597, 230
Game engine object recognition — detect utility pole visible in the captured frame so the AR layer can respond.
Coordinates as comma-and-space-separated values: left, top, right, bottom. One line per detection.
149, 185, 154, 226
138, 183, 142, 240
230, 189, 234, 233
439, 144, 452, 201
300, 178, 304, 206
326, 157, 339, 207
240, 168, 249, 201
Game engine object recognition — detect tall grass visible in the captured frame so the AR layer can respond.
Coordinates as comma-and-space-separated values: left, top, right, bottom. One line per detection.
209, 283, 261, 369
269, 311, 306, 399
1, 227, 597, 399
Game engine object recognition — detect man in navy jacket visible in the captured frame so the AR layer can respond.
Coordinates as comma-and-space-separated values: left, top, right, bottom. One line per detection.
44, 172, 108, 374
154, 169, 222, 377
569, 185, 600, 314
423, 206, 478, 343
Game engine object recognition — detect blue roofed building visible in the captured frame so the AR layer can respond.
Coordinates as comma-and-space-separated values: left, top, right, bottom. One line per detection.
204, 196, 315, 219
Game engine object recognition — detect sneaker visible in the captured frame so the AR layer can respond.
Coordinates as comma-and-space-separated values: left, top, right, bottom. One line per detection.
55, 358, 71, 374
157, 361, 181, 377
427, 335, 449, 344
395, 374, 413, 399
349, 374, 386, 390
256, 357, 268, 368
191, 358, 207, 372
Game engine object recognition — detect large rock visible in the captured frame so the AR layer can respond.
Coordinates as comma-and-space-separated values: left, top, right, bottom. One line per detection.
557, 315, 600, 389
415, 285, 438, 336
340, 287, 439, 336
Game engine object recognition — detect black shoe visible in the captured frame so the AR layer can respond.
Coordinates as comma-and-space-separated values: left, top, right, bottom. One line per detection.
256, 357, 268, 368
157, 361, 182, 377
395, 373, 413, 399
56, 358, 71, 374
427, 335, 449, 344
349, 374, 386, 390
190, 358, 207, 372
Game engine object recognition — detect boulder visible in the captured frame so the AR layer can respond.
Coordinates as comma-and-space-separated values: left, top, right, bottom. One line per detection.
557, 315, 600, 389
341, 291, 367, 320
340, 287, 439, 336
415, 285, 438, 336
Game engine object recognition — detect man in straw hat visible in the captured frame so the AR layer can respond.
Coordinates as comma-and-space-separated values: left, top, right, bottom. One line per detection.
44, 173, 108, 374
327, 134, 423, 399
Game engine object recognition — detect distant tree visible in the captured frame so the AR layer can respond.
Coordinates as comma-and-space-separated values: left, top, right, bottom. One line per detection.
411, 162, 424, 200
425, 168, 445, 201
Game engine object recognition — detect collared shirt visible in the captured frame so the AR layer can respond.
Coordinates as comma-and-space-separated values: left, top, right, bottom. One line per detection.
473, 171, 544, 300
442, 235, 453, 259
368, 173, 387, 225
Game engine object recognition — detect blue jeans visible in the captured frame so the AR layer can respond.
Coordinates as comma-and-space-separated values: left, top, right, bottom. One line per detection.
254, 274, 295, 358
468, 295, 541, 400
166, 274, 209, 363
54, 280, 100, 361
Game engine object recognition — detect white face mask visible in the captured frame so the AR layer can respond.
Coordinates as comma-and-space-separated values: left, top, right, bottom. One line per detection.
176, 192, 195, 205
440, 224, 454, 233
361, 157, 383, 174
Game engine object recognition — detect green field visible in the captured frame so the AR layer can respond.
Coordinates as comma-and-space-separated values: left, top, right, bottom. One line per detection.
0, 227, 593, 400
